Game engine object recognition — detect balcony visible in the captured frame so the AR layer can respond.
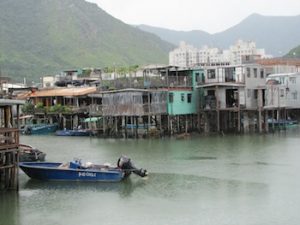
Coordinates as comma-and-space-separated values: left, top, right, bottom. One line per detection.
34, 105, 91, 115
89, 104, 103, 116
69, 105, 89, 114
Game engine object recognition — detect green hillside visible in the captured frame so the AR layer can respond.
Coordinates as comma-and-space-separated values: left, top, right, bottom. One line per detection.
0, 0, 173, 81
285, 46, 300, 58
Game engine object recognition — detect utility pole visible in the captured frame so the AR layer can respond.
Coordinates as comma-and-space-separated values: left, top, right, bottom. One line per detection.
0, 65, 2, 94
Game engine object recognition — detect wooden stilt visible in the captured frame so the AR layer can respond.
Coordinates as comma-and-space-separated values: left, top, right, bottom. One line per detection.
148, 91, 151, 136
131, 116, 134, 137
176, 115, 179, 133
185, 115, 188, 134
258, 109, 262, 133
125, 116, 128, 139
265, 110, 269, 133
135, 117, 138, 139
103, 116, 106, 136
170, 116, 173, 135
272, 110, 275, 131
159, 115, 162, 135
168, 115, 170, 135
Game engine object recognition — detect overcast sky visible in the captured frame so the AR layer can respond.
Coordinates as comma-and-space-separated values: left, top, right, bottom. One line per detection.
87, 0, 300, 33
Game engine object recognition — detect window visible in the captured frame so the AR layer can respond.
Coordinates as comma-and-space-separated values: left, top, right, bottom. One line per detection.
187, 93, 192, 103
246, 68, 251, 78
254, 90, 258, 99
289, 77, 296, 84
169, 93, 174, 103
280, 89, 284, 97
224, 67, 235, 82
247, 89, 251, 98
292, 91, 298, 100
195, 72, 200, 83
207, 69, 216, 79
181, 93, 185, 102
260, 69, 264, 78
207, 90, 215, 96
253, 68, 257, 78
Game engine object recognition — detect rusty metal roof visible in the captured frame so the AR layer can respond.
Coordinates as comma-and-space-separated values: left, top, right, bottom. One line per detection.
257, 58, 300, 66
27, 87, 97, 98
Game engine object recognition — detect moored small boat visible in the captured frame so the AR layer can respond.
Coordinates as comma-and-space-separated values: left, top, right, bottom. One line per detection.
23, 123, 58, 135
55, 129, 93, 136
19, 144, 46, 162
19, 156, 147, 182
267, 118, 298, 128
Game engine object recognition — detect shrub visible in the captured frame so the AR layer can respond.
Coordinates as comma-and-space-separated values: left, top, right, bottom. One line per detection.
22, 102, 35, 114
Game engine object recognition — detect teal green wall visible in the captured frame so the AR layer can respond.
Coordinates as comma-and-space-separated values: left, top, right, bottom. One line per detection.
166, 69, 204, 115
167, 90, 198, 115
192, 69, 205, 87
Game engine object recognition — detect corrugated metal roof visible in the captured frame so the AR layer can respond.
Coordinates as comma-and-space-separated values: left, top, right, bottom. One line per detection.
89, 88, 169, 98
16, 91, 32, 100
196, 83, 245, 88
28, 87, 97, 97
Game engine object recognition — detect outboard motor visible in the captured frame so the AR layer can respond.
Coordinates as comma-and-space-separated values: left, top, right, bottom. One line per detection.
24, 126, 32, 135
117, 156, 148, 178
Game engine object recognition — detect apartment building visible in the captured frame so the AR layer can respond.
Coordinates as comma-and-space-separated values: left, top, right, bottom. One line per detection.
169, 40, 270, 68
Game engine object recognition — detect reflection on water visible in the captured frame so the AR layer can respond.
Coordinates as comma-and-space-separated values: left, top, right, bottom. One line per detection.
183, 156, 217, 160
143, 172, 268, 201
0, 192, 20, 225
22, 178, 147, 198
2, 129, 300, 225
21, 172, 268, 201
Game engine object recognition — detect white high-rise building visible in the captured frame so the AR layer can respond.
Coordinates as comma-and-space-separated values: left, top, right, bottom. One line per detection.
169, 40, 271, 68
169, 41, 198, 67
228, 40, 267, 65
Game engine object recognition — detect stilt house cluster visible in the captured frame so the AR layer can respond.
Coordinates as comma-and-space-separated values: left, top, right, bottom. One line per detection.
13, 57, 300, 137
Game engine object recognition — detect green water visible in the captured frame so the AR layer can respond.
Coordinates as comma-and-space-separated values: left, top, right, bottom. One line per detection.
1, 128, 300, 225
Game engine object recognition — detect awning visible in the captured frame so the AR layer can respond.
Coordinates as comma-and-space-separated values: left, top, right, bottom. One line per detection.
84, 117, 102, 122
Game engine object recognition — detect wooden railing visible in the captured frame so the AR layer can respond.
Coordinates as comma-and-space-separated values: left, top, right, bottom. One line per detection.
89, 104, 103, 115
69, 106, 89, 113
0, 128, 19, 150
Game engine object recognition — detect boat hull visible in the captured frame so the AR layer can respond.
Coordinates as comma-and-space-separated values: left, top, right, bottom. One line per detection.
19, 144, 46, 162
56, 129, 92, 136
19, 152, 46, 162
23, 124, 58, 135
19, 162, 125, 182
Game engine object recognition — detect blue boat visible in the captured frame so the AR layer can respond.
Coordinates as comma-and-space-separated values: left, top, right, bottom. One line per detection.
19, 156, 147, 182
55, 129, 93, 136
23, 123, 58, 135
267, 118, 298, 128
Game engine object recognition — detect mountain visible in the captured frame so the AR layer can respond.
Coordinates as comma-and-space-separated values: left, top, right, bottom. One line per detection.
285, 45, 300, 58
137, 25, 212, 48
0, 0, 174, 81
137, 14, 300, 56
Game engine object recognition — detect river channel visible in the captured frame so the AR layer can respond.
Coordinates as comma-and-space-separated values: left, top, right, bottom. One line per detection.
1, 128, 300, 225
